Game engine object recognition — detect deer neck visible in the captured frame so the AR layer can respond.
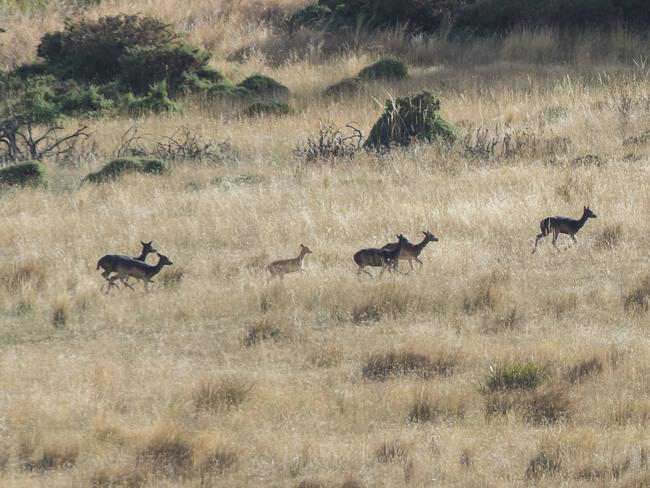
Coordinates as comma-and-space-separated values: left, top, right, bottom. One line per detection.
135, 249, 149, 261
297, 249, 308, 264
576, 211, 589, 229
413, 236, 431, 253
147, 259, 166, 278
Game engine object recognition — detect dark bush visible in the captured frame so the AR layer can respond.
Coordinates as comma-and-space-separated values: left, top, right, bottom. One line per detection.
323, 77, 365, 98
36, 15, 180, 85
358, 59, 408, 81
288, 0, 466, 34
238, 75, 289, 99
0, 161, 46, 188
452, 0, 650, 37
362, 348, 457, 380
120, 43, 211, 94
84, 157, 168, 183
243, 101, 291, 117
364, 91, 456, 148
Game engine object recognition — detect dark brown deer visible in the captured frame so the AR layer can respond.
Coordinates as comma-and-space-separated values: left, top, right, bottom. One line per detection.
532, 206, 597, 253
382, 230, 439, 271
97, 241, 157, 289
106, 253, 173, 291
267, 244, 312, 280
353, 234, 408, 277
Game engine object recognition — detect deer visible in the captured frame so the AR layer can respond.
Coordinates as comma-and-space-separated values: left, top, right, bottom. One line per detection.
97, 241, 157, 289
532, 206, 597, 253
105, 253, 173, 292
267, 244, 312, 280
353, 234, 408, 277
382, 230, 439, 272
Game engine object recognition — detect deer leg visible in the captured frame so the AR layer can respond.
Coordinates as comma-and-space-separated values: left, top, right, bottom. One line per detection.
358, 266, 373, 278
532, 233, 544, 253
551, 231, 560, 251
415, 257, 423, 268
120, 276, 135, 291
571, 234, 577, 244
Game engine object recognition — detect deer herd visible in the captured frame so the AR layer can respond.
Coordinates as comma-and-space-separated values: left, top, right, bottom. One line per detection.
96, 206, 597, 291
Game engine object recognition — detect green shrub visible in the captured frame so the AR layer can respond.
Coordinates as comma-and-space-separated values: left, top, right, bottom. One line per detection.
127, 81, 176, 115
358, 59, 408, 81
484, 361, 542, 392
364, 91, 456, 148
243, 101, 291, 117
0, 161, 46, 188
208, 83, 252, 101
323, 77, 364, 98
59, 84, 113, 116
84, 157, 168, 183
237, 75, 289, 99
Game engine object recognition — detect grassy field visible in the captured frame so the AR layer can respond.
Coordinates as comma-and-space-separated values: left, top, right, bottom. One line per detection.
1, 1, 650, 487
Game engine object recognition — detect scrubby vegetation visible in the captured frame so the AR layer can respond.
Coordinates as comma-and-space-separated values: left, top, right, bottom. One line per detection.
0, 161, 45, 187
84, 157, 168, 183
365, 91, 456, 148
358, 59, 408, 81
0, 0, 649, 486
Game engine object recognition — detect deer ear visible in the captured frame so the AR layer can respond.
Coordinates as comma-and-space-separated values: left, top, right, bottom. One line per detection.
141, 241, 145, 245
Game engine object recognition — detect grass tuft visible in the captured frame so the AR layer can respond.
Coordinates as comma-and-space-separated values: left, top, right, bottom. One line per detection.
484, 361, 542, 392
192, 376, 254, 412
362, 347, 458, 381
243, 320, 283, 347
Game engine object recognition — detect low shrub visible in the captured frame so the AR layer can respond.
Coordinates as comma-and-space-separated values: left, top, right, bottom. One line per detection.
526, 448, 563, 480
594, 224, 622, 251
243, 101, 291, 117
294, 122, 363, 164
238, 75, 289, 99
484, 361, 542, 392
126, 81, 176, 115
90, 466, 147, 487
0, 161, 46, 188
136, 428, 193, 477
59, 84, 113, 116
564, 357, 603, 384
524, 385, 572, 425
192, 376, 253, 412
323, 77, 365, 98
358, 59, 408, 81
243, 320, 282, 347
624, 277, 650, 313
364, 91, 456, 149
84, 157, 168, 183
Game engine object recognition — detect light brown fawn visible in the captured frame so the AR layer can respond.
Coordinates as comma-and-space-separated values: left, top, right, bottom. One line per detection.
97, 241, 157, 289
382, 230, 438, 271
106, 253, 173, 291
354, 234, 408, 277
267, 244, 312, 280
532, 206, 597, 253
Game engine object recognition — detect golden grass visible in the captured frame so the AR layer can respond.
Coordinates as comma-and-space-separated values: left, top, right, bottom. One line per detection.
1, 2, 650, 486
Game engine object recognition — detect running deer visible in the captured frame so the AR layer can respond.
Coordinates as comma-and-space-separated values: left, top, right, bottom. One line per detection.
532, 206, 597, 253
382, 230, 439, 271
267, 244, 312, 280
97, 241, 157, 288
354, 234, 408, 277
106, 253, 174, 291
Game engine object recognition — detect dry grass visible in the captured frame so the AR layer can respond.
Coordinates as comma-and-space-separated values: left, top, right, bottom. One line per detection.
0, 1, 650, 486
